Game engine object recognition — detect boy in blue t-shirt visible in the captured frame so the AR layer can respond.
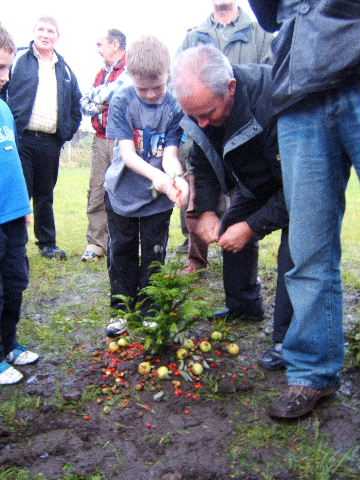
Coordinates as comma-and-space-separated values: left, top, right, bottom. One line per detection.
104, 35, 188, 336
0, 25, 39, 385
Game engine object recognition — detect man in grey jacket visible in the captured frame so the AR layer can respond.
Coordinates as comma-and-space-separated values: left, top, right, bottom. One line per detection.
249, 0, 360, 419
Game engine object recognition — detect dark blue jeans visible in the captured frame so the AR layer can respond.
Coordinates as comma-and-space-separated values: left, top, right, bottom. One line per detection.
19, 131, 62, 248
278, 82, 360, 389
0, 217, 29, 358
221, 189, 293, 338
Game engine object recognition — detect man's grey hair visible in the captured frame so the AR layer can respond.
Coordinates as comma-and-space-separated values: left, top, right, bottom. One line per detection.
172, 45, 234, 99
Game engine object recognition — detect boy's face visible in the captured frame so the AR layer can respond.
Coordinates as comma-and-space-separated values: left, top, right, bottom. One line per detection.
132, 73, 168, 104
0, 48, 15, 92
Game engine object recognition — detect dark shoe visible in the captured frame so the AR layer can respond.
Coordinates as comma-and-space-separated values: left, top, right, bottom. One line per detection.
212, 306, 263, 322
258, 344, 286, 370
268, 384, 338, 419
176, 238, 189, 255
40, 246, 67, 260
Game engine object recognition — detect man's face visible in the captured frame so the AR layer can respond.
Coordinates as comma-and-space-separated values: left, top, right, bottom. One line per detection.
0, 48, 15, 91
132, 73, 168, 104
33, 21, 59, 54
97, 36, 124, 66
180, 79, 236, 128
212, 0, 236, 12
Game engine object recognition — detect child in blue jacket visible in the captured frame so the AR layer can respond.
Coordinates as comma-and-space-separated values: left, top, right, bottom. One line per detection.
0, 25, 39, 385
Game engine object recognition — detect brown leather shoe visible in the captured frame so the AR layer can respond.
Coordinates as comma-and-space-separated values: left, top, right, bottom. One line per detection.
268, 385, 338, 419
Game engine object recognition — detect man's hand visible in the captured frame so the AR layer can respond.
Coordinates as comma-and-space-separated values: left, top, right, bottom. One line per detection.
190, 211, 221, 244
218, 221, 255, 252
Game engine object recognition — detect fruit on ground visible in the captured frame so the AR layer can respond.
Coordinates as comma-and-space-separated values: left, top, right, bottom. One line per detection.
211, 331, 223, 341
227, 343, 240, 356
183, 339, 195, 350
138, 361, 152, 375
108, 341, 119, 352
191, 362, 204, 376
199, 341, 212, 353
176, 348, 188, 360
117, 337, 129, 347
157, 366, 170, 380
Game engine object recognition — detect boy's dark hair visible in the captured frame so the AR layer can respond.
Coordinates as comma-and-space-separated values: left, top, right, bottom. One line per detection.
127, 35, 170, 79
107, 29, 126, 51
0, 24, 16, 54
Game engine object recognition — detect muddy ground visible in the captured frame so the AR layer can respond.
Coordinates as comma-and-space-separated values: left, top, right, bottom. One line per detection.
0, 256, 359, 480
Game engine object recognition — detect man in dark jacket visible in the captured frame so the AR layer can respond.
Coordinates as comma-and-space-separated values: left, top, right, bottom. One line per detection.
7, 16, 82, 259
172, 45, 293, 369
177, 0, 273, 274
248, 0, 360, 418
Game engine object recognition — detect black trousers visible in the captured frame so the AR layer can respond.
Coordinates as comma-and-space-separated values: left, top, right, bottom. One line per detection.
221, 190, 293, 343
106, 197, 172, 307
19, 131, 62, 248
0, 217, 29, 358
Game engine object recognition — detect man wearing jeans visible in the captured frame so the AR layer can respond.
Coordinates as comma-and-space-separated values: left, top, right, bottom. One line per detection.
249, 0, 360, 418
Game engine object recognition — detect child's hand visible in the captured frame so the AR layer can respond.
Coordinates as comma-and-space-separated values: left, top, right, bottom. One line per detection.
173, 176, 189, 208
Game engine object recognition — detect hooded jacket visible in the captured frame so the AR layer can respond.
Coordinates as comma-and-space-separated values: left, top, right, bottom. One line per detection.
7, 42, 82, 144
181, 7, 272, 65
180, 64, 288, 237
249, 0, 360, 113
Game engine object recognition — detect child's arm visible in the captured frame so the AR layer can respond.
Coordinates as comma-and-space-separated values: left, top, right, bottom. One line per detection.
162, 145, 189, 208
119, 140, 181, 203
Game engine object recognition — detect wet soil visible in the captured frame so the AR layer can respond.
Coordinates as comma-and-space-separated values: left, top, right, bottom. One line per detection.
0, 264, 359, 480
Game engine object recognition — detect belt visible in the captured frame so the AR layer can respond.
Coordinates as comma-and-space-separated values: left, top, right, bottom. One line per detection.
24, 130, 57, 138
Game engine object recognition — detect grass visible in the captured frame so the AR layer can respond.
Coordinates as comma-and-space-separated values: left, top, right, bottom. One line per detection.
3, 162, 359, 480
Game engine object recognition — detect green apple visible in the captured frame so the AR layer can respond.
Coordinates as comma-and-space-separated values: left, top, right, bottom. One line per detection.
199, 341, 212, 353
227, 343, 240, 356
191, 362, 204, 376
157, 366, 170, 380
176, 348, 188, 360
117, 337, 129, 347
183, 339, 195, 350
138, 361, 152, 375
211, 331, 223, 341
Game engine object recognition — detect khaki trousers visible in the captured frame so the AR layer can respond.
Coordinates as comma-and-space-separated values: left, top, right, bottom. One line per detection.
86, 135, 114, 253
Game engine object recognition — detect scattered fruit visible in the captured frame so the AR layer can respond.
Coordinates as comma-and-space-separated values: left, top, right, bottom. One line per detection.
108, 341, 119, 352
138, 361, 152, 375
117, 337, 129, 347
183, 339, 195, 350
103, 406, 111, 415
191, 362, 204, 376
211, 331, 223, 341
227, 343, 240, 356
176, 348, 188, 360
157, 366, 170, 380
199, 341, 212, 353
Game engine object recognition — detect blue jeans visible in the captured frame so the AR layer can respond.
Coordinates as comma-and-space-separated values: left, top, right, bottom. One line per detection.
278, 82, 360, 390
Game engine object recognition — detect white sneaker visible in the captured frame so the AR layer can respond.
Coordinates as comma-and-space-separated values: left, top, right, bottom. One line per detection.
0, 360, 23, 385
106, 318, 128, 338
81, 244, 104, 262
6, 344, 39, 366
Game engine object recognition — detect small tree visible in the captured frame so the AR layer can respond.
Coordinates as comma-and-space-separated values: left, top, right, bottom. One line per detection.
115, 261, 212, 354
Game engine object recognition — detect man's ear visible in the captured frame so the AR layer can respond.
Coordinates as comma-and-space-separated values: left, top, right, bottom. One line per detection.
228, 78, 236, 96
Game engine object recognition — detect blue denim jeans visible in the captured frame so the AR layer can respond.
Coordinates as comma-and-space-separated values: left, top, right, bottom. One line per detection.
278, 82, 360, 390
